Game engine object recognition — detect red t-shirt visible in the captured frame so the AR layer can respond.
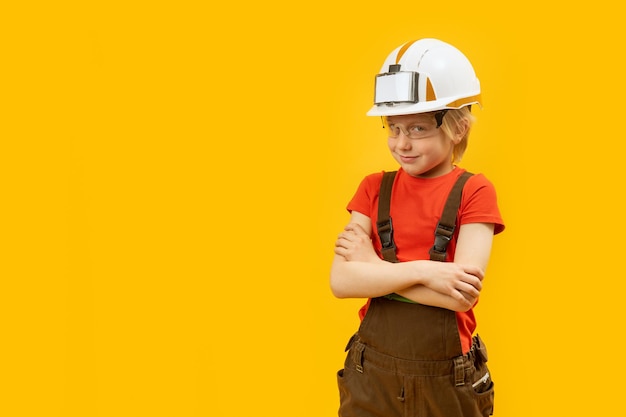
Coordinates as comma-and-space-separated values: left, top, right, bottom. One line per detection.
347, 167, 505, 354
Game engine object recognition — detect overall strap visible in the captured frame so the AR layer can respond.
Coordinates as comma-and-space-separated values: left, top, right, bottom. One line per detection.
429, 171, 473, 262
376, 170, 474, 263
376, 171, 398, 263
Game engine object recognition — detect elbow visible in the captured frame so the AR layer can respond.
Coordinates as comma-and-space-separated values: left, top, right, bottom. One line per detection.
329, 274, 349, 299
331, 289, 348, 299
329, 260, 351, 298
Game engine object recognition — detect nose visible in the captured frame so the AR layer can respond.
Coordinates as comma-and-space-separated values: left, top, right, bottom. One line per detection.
396, 130, 411, 149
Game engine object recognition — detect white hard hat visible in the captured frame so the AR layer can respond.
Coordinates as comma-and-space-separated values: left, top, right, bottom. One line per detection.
367, 38, 481, 117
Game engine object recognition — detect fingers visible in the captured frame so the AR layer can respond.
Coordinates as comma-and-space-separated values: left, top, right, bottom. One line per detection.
447, 265, 482, 292
463, 265, 485, 281
458, 291, 477, 310
338, 226, 371, 246
444, 265, 483, 300
457, 280, 481, 297
334, 230, 364, 251
335, 224, 378, 263
465, 273, 483, 291
335, 235, 351, 252
458, 265, 484, 292
336, 228, 355, 244
451, 289, 473, 309
344, 223, 368, 236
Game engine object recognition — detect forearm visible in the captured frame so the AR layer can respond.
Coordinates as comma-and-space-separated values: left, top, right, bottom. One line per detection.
396, 285, 474, 312
330, 212, 492, 305
330, 255, 424, 299
402, 223, 495, 311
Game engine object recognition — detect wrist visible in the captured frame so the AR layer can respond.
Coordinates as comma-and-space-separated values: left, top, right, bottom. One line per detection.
405, 260, 427, 286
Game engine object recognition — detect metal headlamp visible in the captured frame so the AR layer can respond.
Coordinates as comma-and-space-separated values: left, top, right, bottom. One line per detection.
374, 64, 420, 106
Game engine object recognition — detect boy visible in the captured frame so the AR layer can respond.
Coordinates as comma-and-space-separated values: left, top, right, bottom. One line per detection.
331, 38, 505, 417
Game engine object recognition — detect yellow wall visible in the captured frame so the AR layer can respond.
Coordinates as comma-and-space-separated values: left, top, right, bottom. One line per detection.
2, 1, 624, 416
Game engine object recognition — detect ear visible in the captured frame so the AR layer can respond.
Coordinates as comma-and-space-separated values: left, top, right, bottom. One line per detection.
451, 118, 470, 144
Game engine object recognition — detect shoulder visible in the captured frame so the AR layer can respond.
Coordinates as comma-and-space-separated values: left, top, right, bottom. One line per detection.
356, 170, 392, 193
347, 171, 390, 213
458, 170, 505, 233
462, 171, 498, 195
362, 170, 390, 184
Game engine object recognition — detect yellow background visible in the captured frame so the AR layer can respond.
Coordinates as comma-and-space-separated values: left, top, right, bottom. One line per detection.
1, 1, 624, 416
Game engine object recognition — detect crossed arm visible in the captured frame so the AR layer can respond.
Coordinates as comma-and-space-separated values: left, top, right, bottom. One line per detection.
330, 211, 495, 312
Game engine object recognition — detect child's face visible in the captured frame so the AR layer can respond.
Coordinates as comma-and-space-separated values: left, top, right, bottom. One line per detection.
385, 113, 455, 178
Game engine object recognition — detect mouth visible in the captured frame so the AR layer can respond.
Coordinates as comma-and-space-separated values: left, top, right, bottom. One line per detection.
399, 155, 418, 163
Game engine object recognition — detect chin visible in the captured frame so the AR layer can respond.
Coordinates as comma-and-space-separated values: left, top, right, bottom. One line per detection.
406, 165, 443, 178
403, 167, 427, 178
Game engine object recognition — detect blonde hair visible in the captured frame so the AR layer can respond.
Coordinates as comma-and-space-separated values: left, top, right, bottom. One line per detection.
439, 107, 475, 163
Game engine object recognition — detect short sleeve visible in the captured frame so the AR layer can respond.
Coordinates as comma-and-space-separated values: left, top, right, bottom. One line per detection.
459, 174, 505, 235
346, 172, 384, 218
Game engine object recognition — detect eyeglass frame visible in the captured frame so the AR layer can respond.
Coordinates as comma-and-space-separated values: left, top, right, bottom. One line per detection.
381, 109, 449, 138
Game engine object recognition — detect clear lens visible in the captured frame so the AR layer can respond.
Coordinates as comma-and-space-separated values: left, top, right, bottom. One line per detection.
382, 115, 441, 139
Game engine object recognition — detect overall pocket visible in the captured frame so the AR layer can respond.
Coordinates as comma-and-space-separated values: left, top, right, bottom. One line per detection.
471, 363, 495, 416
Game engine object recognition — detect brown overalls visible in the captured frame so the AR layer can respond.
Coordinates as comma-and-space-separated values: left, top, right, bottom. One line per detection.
337, 172, 495, 417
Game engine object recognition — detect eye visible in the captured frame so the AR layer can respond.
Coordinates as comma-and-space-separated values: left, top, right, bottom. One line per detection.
408, 125, 425, 133
387, 124, 401, 136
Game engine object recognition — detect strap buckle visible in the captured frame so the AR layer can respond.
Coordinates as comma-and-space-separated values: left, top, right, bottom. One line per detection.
376, 218, 396, 250
429, 222, 455, 261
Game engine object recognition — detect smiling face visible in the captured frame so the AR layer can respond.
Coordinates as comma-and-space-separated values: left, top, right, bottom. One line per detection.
385, 112, 457, 178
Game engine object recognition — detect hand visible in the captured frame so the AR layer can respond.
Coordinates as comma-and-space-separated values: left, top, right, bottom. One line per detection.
417, 261, 484, 304
457, 290, 479, 311
334, 223, 380, 263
